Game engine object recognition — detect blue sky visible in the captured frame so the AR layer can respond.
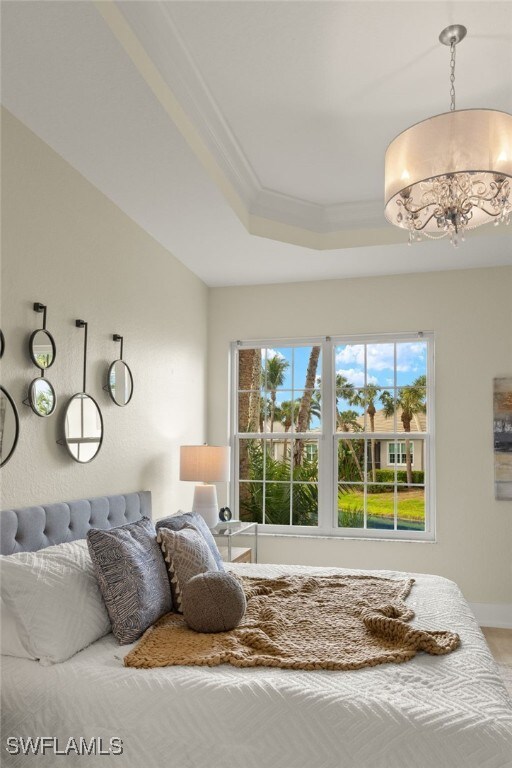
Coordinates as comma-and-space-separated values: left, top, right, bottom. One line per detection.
256, 342, 427, 431
336, 342, 427, 387
261, 342, 427, 391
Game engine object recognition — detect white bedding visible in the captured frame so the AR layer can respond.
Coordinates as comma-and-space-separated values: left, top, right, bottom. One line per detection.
2, 563, 512, 768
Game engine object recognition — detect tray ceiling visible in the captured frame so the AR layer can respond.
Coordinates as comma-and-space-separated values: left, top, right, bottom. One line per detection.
1, 0, 511, 285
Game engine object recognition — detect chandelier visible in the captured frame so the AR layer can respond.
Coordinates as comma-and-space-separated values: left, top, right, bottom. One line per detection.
384, 25, 512, 246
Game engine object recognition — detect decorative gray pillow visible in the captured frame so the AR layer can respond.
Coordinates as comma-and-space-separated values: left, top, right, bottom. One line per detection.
87, 518, 172, 644
182, 572, 246, 633
155, 512, 224, 571
157, 526, 218, 614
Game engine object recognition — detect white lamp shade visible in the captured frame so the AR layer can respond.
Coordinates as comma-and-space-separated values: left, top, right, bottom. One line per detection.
385, 109, 512, 232
180, 445, 230, 483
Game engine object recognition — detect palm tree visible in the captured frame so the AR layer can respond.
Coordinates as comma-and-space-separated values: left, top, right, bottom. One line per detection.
308, 390, 321, 428
337, 409, 364, 481
278, 399, 296, 459
381, 375, 426, 486
336, 373, 356, 404
350, 384, 380, 482
238, 349, 261, 513
278, 395, 320, 459
239, 348, 261, 432
294, 346, 321, 466
263, 355, 289, 432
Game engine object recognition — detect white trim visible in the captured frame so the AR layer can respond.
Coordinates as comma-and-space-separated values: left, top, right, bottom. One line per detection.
230, 334, 435, 542
388, 440, 415, 467
119, 3, 386, 233
470, 602, 512, 629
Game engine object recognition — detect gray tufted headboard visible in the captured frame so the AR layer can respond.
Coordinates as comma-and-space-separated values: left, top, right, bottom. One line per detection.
0, 491, 152, 555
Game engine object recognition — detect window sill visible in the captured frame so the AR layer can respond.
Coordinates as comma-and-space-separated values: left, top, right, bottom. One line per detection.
257, 530, 436, 544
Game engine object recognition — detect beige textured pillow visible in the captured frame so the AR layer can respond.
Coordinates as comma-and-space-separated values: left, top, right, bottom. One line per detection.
157, 526, 218, 613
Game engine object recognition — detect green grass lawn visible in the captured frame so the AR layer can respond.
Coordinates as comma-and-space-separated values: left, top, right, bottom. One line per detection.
339, 490, 425, 521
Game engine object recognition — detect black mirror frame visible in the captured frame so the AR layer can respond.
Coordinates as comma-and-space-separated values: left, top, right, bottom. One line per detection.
29, 328, 57, 371
0, 386, 20, 468
107, 359, 134, 407
62, 392, 104, 464
28, 377, 57, 418
0, 329, 4, 359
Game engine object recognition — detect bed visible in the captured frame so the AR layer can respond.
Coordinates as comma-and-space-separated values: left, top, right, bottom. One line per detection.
1, 492, 511, 768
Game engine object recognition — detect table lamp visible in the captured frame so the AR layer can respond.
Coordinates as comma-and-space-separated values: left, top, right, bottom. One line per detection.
180, 445, 231, 528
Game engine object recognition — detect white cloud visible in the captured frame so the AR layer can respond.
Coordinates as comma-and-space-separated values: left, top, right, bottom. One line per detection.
396, 342, 426, 373
336, 345, 364, 366
366, 344, 394, 371
262, 348, 285, 361
336, 342, 426, 375
337, 369, 378, 388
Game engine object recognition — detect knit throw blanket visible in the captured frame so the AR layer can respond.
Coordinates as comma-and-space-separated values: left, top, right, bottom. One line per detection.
124, 575, 460, 671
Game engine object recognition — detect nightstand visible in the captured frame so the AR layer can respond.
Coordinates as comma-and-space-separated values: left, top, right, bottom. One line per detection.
210, 521, 258, 564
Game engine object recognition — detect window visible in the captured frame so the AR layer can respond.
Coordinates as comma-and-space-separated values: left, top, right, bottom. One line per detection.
232, 334, 434, 540
388, 441, 413, 466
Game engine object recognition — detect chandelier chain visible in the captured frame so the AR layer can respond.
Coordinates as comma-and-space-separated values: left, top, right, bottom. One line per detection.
449, 38, 456, 111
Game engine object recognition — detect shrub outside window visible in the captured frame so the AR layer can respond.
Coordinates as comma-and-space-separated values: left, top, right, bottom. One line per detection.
231, 334, 434, 541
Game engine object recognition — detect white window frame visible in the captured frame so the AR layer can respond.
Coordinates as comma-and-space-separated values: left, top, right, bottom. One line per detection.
230, 332, 435, 542
388, 441, 414, 467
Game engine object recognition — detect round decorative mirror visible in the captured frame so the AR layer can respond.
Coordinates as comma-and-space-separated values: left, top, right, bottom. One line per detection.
26, 303, 57, 418
0, 386, 20, 467
63, 392, 103, 463
29, 328, 56, 370
0, 329, 5, 359
108, 359, 133, 407
107, 334, 133, 407
28, 377, 57, 418
60, 319, 104, 463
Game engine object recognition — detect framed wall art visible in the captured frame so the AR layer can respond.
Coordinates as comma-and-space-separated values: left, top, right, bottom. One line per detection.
494, 377, 512, 500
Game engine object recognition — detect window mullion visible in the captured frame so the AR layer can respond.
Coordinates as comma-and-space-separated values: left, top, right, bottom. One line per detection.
318, 338, 333, 532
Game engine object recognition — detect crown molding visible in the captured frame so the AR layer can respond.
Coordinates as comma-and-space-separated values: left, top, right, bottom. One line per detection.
154, 1, 260, 208
95, 2, 399, 246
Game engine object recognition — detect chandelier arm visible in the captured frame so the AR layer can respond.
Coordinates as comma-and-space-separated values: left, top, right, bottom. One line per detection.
408, 210, 442, 232
473, 205, 503, 218
468, 188, 508, 206
400, 199, 442, 217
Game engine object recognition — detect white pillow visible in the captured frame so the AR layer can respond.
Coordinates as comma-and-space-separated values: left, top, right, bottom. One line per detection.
0, 540, 111, 664
0, 597, 34, 658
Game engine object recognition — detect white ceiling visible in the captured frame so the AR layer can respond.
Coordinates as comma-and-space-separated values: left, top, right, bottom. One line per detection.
1, 0, 511, 286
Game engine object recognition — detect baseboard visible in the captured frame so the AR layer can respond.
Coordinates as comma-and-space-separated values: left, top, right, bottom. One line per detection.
470, 602, 512, 629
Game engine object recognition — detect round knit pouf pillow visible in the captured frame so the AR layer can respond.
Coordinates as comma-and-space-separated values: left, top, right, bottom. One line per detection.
182, 571, 246, 633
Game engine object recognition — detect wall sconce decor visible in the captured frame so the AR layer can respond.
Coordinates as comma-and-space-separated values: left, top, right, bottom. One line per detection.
106, 334, 133, 407
25, 302, 57, 417
60, 320, 103, 463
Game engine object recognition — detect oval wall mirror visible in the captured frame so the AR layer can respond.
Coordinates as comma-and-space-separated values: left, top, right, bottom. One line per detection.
61, 319, 103, 463
28, 377, 57, 418
0, 329, 5, 359
0, 386, 20, 467
29, 303, 56, 369
107, 334, 133, 407
26, 303, 57, 418
29, 328, 56, 369
63, 392, 103, 463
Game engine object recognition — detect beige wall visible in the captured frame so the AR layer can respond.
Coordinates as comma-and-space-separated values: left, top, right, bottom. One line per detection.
208, 266, 512, 606
0, 109, 208, 516
2, 108, 511, 612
